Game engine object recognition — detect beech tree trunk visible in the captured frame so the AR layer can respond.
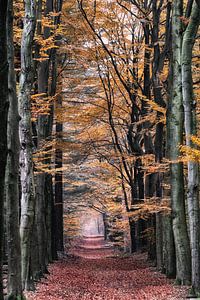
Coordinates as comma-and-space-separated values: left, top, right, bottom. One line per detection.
52, 0, 64, 252
18, 0, 36, 290
0, 0, 8, 298
5, 0, 23, 298
152, 0, 164, 271
49, 49, 58, 260
55, 113, 64, 252
152, 0, 176, 275
36, 43, 50, 277
162, 169, 176, 278
168, 0, 191, 284
35, 0, 55, 274
162, 213, 176, 278
45, 174, 54, 261
182, 1, 200, 293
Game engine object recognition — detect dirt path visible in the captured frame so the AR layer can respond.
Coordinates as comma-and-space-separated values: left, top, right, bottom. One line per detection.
25, 253, 189, 300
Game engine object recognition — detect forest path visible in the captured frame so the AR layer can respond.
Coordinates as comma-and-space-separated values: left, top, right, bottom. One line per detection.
25, 252, 189, 300
69, 235, 115, 259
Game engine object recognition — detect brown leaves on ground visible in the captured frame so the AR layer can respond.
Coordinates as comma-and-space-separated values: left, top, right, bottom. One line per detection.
25, 253, 189, 300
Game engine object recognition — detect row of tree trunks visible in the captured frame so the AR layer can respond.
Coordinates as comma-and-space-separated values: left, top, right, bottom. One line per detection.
0, 0, 64, 295
30, 0, 64, 282
165, 1, 200, 292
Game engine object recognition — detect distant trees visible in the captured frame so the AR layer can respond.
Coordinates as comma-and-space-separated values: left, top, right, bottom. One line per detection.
76, 0, 170, 254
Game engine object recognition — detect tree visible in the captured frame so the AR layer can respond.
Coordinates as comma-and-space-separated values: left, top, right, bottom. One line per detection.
35, 0, 54, 275
53, 3, 65, 252
5, 0, 23, 298
55, 94, 64, 252
167, 0, 191, 284
0, 0, 9, 298
151, 0, 176, 276
182, 0, 200, 294
18, 0, 36, 290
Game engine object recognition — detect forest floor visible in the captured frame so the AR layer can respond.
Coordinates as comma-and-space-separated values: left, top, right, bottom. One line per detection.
25, 253, 190, 300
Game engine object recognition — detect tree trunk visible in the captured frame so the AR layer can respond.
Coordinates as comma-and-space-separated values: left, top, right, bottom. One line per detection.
49, 49, 58, 260
0, 0, 8, 298
36, 61, 49, 275
35, 173, 48, 273
49, 0, 64, 255
142, 7, 157, 259
45, 174, 53, 262
18, 0, 36, 290
167, 0, 191, 284
162, 214, 176, 278
5, 0, 23, 297
35, 0, 54, 274
156, 213, 163, 271
162, 171, 176, 278
182, 1, 200, 293
151, 0, 174, 274
30, 221, 41, 280
55, 117, 64, 252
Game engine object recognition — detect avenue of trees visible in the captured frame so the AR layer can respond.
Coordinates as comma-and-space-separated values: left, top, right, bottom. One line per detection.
0, 0, 64, 298
0, 0, 199, 299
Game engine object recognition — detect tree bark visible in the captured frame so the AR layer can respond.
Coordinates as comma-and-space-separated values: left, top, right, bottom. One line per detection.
156, 213, 163, 271
55, 116, 64, 252
52, 0, 64, 252
35, 0, 53, 274
18, 0, 36, 290
162, 214, 176, 278
5, 0, 23, 298
0, 0, 8, 298
152, 0, 174, 274
182, 1, 200, 293
45, 174, 54, 262
168, 0, 191, 284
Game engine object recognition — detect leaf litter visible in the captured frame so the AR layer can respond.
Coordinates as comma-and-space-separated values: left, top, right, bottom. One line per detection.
25, 253, 189, 300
